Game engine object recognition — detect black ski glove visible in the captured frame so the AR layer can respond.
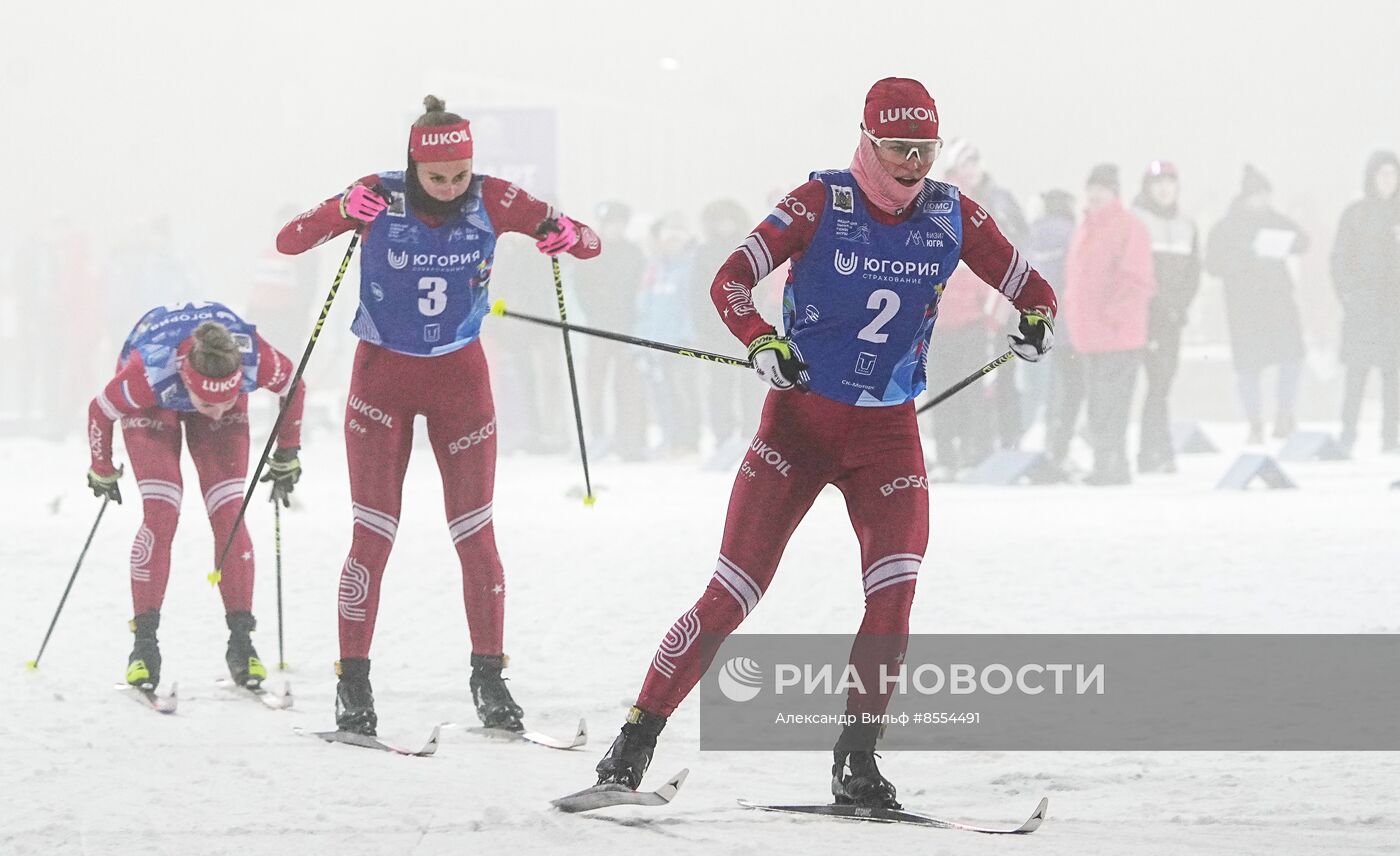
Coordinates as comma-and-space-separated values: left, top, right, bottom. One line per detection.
260, 447, 301, 507
1008, 307, 1054, 362
87, 464, 123, 504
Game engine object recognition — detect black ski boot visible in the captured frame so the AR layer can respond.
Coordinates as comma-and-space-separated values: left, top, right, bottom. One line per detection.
225, 611, 268, 688
335, 657, 377, 736
470, 653, 525, 731
125, 610, 162, 689
831, 722, 901, 809
595, 706, 668, 789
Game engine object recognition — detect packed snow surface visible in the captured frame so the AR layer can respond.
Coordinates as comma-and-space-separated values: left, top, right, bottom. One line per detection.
5, 428, 1398, 855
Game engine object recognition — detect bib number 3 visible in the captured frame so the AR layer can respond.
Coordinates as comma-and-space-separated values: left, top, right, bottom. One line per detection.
857, 289, 900, 344
418, 277, 448, 317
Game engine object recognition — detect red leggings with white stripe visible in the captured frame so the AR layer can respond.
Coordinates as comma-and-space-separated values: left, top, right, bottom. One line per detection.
636, 390, 930, 718
122, 401, 254, 615
336, 340, 505, 660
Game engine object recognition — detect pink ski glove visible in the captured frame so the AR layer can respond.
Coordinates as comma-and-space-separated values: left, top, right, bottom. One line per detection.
340, 184, 390, 223
534, 215, 580, 256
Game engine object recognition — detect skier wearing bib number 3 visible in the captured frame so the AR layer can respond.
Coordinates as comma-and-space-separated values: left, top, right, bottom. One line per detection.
276, 95, 601, 735
592, 79, 1056, 808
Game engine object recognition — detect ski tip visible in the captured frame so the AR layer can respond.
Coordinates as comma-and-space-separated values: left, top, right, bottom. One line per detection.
576, 718, 588, 743
1020, 796, 1049, 832
663, 768, 690, 792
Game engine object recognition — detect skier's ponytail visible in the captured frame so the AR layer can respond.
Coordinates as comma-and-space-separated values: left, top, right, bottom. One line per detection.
414, 94, 466, 128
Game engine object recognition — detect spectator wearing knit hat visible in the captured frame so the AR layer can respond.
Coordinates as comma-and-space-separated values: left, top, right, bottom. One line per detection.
941, 140, 1032, 450
1050, 164, 1156, 485
1205, 165, 1309, 444
1132, 161, 1201, 473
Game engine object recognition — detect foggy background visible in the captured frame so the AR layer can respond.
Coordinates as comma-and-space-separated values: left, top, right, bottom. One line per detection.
2, 0, 1397, 449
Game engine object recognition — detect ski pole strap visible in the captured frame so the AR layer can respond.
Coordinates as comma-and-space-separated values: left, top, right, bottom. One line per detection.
491, 300, 751, 369
915, 349, 1015, 416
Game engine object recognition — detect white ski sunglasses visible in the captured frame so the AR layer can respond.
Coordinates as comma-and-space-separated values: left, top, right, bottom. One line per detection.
861, 125, 943, 162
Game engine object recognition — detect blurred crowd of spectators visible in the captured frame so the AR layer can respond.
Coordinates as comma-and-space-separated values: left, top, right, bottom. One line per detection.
5, 147, 1396, 488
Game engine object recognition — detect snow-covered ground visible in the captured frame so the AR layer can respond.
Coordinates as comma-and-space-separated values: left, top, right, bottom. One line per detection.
5, 424, 1399, 856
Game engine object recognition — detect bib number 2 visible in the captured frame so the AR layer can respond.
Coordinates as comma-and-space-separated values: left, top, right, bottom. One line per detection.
857, 289, 900, 344
418, 277, 448, 317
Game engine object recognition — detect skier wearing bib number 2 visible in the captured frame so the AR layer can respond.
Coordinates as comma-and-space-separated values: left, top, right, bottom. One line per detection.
592, 79, 1057, 807
276, 95, 601, 735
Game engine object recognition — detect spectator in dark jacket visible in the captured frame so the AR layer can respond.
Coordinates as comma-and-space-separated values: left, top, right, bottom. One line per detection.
1330, 150, 1400, 453
1205, 165, 1309, 444
1024, 190, 1076, 437
1132, 161, 1202, 473
692, 199, 761, 466
637, 213, 699, 456
574, 201, 650, 459
942, 140, 1030, 450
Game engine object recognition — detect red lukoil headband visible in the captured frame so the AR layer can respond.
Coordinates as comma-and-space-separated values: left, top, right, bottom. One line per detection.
410, 121, 473, 162
178, 342, 242, 406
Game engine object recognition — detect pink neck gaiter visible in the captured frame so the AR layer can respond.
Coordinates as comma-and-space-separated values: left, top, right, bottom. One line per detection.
850, 136, 923, 215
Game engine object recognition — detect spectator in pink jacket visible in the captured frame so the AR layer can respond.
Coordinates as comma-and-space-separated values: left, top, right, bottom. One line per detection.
1045, 164, 1156, 485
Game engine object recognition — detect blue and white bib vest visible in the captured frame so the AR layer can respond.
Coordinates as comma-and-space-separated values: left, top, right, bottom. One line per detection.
354, 173, 499, 356
784, 170, 964, 406
120, 302, 259, 411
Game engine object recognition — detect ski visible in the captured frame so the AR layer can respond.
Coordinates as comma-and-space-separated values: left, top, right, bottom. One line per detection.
552, 769, 689, 813
216, 678, 294, 710
463, 718, 587, 750
293, 724, 441, 757
115, 682, 178, 714
736, 795, 1048, 834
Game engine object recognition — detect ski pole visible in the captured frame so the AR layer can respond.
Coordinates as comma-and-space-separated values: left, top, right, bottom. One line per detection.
212, 230, 360, 587
28, 496, 111, 669
547, 253, 596, 507
273, 498, 286, 670
491, 301, 751, 369
915, 349, 1016, 416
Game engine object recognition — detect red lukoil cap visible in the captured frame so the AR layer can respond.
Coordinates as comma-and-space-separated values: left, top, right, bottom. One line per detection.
410, 120, 474, 162
863, 78, 940, 139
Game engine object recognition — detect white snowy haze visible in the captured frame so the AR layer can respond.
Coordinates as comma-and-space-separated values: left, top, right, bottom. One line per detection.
1, 1, 1398, 420
3, 2, 1400, 855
